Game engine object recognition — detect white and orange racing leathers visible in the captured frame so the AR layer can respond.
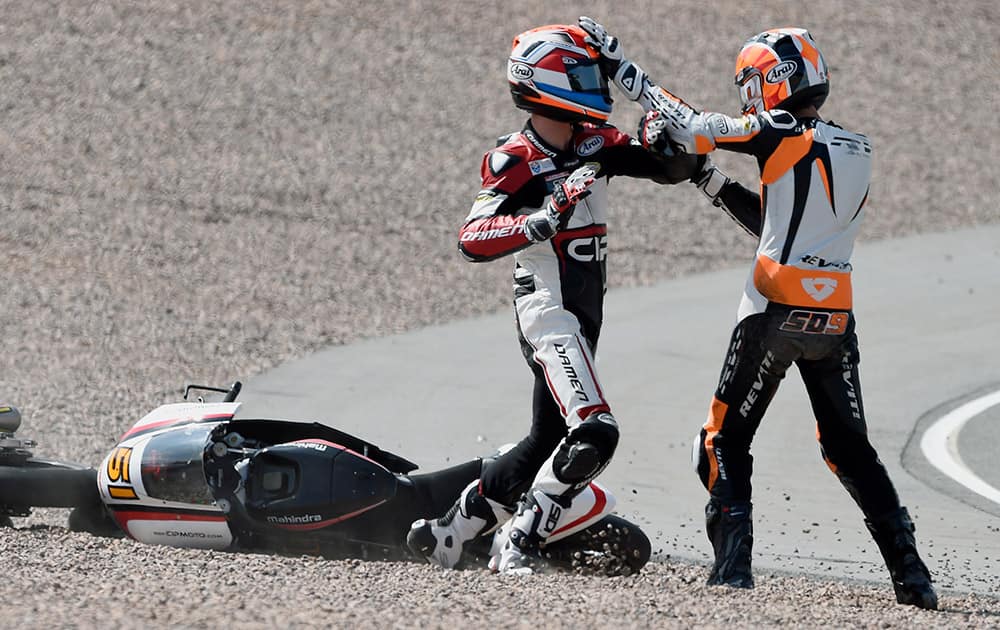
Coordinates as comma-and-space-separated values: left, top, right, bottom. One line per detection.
459, 119, 697, 508
627, 76, 905, 521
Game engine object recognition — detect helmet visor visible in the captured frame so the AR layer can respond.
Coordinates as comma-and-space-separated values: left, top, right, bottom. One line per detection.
560, 60, 612, 113
566, 60, 607, 93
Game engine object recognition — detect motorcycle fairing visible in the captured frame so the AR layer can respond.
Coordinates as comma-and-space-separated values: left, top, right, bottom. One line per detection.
99, 422, 233, 549
213, 419, 419, 474
109, 508, 233, 549
231, 439, 399, 531
118, 401, 240, 442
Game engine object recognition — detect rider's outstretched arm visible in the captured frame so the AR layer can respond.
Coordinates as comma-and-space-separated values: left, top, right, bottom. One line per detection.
579, 16, 762, 237
579, 16, 768, 157
687, 155, 762, 238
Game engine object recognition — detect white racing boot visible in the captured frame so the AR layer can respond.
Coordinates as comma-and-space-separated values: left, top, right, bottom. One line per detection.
407, 481, 511, 569
491, 414, 619, 574
491, 489, 570, 574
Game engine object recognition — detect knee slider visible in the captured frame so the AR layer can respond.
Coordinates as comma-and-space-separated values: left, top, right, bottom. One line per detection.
553, 412, 619, 484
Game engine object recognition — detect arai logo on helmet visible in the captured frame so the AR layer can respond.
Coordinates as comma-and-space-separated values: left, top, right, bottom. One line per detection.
576, 136, 604, 156
509, 63, 533, 80
765, 60, 798, 84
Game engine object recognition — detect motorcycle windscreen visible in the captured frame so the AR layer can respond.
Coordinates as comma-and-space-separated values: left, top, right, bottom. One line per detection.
244, 439, 398, 530
139, 424, 216, 506
108, 424, 232, 550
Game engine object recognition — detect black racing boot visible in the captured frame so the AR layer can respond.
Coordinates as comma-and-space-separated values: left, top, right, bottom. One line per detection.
705, 500, 754, 588
864, 507, 938, 610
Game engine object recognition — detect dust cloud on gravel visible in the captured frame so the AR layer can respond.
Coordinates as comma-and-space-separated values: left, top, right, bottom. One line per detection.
1, 1, 998, 628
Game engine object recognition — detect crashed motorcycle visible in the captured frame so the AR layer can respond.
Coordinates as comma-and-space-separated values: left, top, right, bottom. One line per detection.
0, 382, 650, 575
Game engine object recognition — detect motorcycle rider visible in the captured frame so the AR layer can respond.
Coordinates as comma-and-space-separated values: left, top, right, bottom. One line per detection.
407, 23, 702, 572
578, 17, 937, 609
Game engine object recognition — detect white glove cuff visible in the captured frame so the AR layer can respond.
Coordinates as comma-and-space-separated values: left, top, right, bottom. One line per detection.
613, 60, 647, 102
698, 166, 730, 202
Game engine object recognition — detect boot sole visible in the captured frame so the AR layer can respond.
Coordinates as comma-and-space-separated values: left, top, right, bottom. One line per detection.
895, 585, 938, 610
706, 575, 754, 589
405, 521, 437, 559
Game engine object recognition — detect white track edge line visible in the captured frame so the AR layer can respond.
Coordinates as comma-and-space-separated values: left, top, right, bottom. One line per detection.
919, 390, 1000, 506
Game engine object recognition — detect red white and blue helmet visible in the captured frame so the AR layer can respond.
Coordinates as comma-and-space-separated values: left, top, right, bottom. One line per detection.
734, 28, 829, 116
508, 24, 613, 124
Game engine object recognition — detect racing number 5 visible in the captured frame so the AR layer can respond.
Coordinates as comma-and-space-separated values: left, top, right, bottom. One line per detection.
780, 310, 849, 335
779, 310, 812, 332
106, 447, 132, 483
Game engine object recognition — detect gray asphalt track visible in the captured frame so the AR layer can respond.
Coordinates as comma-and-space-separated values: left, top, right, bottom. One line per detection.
240, 224, 1000, 595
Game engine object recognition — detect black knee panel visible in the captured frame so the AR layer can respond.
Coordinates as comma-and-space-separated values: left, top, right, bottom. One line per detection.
553, 411, 619, 485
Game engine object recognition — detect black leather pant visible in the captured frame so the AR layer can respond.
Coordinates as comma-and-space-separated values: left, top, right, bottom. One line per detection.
479, 369, 569, 507
694, 307, 901, 520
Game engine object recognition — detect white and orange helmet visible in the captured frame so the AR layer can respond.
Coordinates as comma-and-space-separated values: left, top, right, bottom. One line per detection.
734, 28, 829, 116
508, 24, 613, 124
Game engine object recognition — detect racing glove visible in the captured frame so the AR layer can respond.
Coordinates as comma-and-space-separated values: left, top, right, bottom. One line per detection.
524, 164, 599, 243
637, 110, 674, 154
578, 16, 624, 77
579, 16, 649, 102
692, 154, 729, 205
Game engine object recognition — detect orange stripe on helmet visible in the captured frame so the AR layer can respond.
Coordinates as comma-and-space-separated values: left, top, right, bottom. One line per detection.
703, 397, 728, 491
512, 24, 599, 60
793, 33, 822, 73
518, 91, 610, 122
736, 43, 779, 75
512, 24, 559, 49
736, 43, 789, 111
565, 25, 601, 60
773, 81, 790, 108
761, 129, 814, 184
